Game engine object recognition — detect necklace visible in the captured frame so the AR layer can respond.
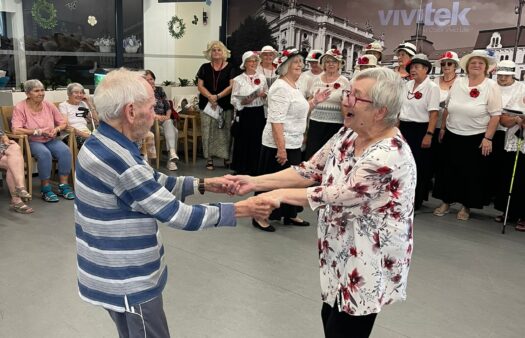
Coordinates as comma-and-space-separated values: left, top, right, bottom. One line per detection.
211, 60, 224, 93
441, 74, 456, 83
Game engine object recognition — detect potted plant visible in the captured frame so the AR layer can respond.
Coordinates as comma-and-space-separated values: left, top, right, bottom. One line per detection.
178, 78, 190, 87
94, 36, 115, 53
123, 35, 142, 53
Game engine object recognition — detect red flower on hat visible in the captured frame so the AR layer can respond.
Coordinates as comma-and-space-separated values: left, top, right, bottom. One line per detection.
254, 78, 261, 85
441, 51, 453, 59
414, 91, 422, 99
312, 52, 320, 59
470, 88, 480, 98
358, 56, 369, 65
332, 49, 341, 55
366, 44, 372, 49
282, 50, 291, 57
333, 82, 341, 89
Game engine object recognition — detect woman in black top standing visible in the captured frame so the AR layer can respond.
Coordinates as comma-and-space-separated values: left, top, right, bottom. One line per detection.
196, 41, 235, 170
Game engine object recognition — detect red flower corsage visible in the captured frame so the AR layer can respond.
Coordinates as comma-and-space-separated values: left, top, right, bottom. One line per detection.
254, 78, 261, 85
470, 88, 480, 98
333, 82, 341, 89
414, 91, 422, 99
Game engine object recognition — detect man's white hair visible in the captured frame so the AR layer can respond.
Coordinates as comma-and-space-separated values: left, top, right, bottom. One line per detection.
94, 68, 149, 122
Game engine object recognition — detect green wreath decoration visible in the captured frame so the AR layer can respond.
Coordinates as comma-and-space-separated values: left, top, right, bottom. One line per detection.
168, 16, 186, 39
31, 0, 58, 30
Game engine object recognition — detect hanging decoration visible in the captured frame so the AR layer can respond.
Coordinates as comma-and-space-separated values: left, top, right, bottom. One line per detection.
31, 0, 58, 30
65, 0, 79, 11
87, 16, 97, 27
168, 16, 186, 39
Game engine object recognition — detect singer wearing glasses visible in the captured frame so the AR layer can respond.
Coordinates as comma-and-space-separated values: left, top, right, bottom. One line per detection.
59, 82, 98, 148
228, 68, 416, 338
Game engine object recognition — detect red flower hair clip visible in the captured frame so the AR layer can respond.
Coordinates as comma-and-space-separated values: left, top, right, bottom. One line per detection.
470, 88, 480, 98
333, 82, 341, 89
358, 56, 369, 65
254, 78, 261, 85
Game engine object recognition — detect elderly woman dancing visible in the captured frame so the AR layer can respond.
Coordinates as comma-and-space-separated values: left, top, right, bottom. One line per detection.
12, 79, 75, 202
197, 41, 235, 170
433, 50, 502, 220
0, 127, 33, 213
228, 68, 416, 338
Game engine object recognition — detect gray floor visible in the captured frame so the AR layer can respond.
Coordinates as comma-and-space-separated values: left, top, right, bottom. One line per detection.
1, 158, 524, 338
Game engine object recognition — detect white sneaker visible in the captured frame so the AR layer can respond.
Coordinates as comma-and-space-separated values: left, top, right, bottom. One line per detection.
167, 160, 178, 171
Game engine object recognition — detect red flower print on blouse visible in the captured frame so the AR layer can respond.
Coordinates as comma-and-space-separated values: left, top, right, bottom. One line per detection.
391, 274, 402, 283
376, 166, 392, 175
351, 182, 369, 197
383, 255, 397, 271
350, 246, 358, 257
386, 179, 400, 198
254, 78, 261, 85
470, 88, 480, 98
373, 232, 381, 252
391, 138, 403, 149
333, 82, 341, 89
348, 268, 365, 292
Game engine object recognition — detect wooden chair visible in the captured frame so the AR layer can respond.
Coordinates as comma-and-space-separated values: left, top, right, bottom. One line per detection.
176, 115, 189, 163
1, 106, 33, 195
179, 112, 202, 165
153, 119, 166, 169
1, 105, 76, 188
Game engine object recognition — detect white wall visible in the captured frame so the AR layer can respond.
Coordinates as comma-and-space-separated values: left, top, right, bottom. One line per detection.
143, 0, 223, 84
1, 0, 26, 84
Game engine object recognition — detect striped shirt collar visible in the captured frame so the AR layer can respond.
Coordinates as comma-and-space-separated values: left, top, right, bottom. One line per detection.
96, 121, 142, 157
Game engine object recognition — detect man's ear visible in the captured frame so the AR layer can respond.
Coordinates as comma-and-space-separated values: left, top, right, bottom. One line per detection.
123, 103, 134, 124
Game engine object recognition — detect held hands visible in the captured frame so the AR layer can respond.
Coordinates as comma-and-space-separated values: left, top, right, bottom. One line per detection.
234, 196, 280, 219
222, 174, 256, 196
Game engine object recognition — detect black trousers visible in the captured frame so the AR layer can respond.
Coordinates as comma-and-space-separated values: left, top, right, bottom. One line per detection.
321, 302, 377, 338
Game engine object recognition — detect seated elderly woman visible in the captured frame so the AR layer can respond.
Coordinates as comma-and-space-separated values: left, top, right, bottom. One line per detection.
58, 82, 98, 148
12, 79, 75, 202
227, 68, 416, 338
0, 127, 33, 213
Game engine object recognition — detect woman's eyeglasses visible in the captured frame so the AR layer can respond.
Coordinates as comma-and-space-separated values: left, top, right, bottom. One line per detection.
440, 61, 455, 67
342, 89, 374, 108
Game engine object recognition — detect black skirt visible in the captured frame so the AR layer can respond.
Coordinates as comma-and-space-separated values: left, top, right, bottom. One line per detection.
230, 106, 266, 175
493, 149, 525, 219
487, 130, 507, 202
256, 145, 303, 219
399, 121, 432, 208
432, 129, 493, 209
304, 120, 343, 160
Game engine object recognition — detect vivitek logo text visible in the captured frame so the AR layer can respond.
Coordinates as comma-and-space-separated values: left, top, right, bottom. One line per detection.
379, 2, 471, 26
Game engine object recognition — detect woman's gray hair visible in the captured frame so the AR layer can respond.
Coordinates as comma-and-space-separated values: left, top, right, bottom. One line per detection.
93, 68, 150, 122
66, 82, 84, 96
23, 79, 44, 94
353, 68, 405, 126
277, 55, 304, 76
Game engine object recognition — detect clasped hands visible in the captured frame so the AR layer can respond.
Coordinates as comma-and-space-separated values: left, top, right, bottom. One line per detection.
204, 175, 283, 222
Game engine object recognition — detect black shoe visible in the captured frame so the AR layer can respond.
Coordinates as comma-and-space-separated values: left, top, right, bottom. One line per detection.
252, 219, 275, 232
283, 217, 310, 226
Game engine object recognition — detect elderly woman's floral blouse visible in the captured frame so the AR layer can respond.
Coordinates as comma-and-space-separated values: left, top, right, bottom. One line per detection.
293, 127, 417, 316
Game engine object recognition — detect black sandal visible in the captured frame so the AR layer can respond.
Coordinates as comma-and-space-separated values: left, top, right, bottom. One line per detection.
206, 159, 214, 170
